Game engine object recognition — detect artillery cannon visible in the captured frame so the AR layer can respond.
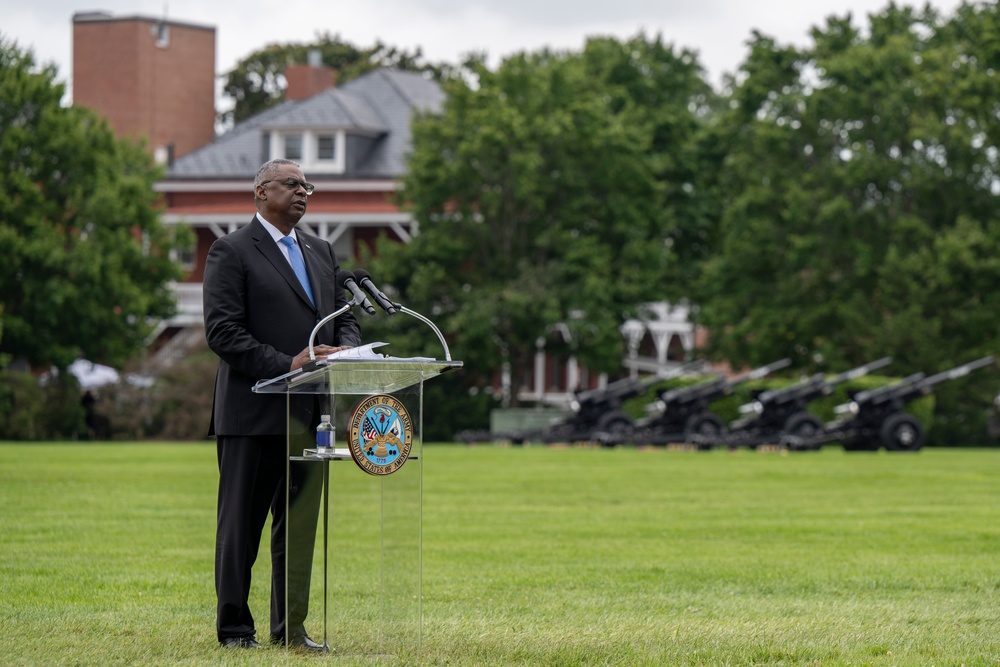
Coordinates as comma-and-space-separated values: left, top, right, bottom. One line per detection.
718, 357, 893, 449
782, 356, 995, 452
626, 358, 792, 448
541, 362, 704, 445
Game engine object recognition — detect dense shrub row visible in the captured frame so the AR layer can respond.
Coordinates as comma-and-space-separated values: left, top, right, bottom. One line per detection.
0, 344, 217, 442
0, 371, 85, 440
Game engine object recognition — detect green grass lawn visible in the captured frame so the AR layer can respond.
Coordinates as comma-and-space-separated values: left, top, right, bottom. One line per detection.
1, 443, 998, 666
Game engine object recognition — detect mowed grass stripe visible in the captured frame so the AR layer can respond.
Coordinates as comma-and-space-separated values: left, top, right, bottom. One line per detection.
1, 443, 997, 665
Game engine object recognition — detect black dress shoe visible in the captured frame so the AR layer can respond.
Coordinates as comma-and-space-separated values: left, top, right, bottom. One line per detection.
220, 636, 261, 649
288, 635, 330, 653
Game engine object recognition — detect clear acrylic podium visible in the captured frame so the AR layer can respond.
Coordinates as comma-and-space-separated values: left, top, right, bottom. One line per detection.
254, 358, 461, 658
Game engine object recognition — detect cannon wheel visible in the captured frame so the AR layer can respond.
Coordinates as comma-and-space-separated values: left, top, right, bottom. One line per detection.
594, 411, 633, 447
880, 413, 925, 452
783, 412, 823, 449
683, 413, 726, 450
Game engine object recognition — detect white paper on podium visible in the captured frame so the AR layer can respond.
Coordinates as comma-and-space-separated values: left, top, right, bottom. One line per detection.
325, 342, 435, 363
327, 342, 389, 360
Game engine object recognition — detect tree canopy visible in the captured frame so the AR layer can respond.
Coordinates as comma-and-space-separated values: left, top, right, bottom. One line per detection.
693, 3, 1000, 373
366, 34, 714, 403
0, 37, 186, 371
221, 32, 454, 125
685, 2, 1000, 439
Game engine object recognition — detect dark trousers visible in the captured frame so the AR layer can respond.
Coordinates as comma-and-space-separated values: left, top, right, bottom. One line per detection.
215, 434, 321, 642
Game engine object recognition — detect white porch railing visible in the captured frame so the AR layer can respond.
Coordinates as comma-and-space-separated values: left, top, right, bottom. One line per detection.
169, 282, 203, 326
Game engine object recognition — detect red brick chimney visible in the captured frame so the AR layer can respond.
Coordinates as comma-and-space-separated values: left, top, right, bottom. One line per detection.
285, 50, 336, 100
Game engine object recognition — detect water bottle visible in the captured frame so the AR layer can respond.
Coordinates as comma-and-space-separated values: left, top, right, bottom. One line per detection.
316, 414, 334, 450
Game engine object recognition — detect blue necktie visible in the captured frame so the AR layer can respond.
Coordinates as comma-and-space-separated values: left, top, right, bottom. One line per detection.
279, 236, 315, 307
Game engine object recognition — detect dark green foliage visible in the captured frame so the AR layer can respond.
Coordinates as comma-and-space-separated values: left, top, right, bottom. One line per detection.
0, 370, 84, 440
0, 37, 187, 372
690, 3, 1000, 442
373, 34, 714, 407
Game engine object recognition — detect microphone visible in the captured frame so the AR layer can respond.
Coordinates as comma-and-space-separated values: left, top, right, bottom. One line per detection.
354, 269, 398, 315
337, 270, 376, 316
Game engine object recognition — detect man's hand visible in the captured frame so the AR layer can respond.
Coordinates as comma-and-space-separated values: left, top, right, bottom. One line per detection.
290, 345, 353, 371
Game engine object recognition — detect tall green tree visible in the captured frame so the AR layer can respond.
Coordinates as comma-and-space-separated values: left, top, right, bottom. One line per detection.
0, 37, 186, 371
366, 34, 713, 405
690, 2, 1000, 439
221, 33, 454, 125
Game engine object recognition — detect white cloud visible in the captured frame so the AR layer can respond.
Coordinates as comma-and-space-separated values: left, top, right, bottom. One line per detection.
0, 0, 967, 97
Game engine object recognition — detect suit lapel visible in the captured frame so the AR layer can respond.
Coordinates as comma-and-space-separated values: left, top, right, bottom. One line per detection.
249, 217, 317, 311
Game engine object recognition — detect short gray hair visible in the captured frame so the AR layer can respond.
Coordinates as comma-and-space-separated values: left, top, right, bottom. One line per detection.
253, 159, 300, 203
254, 159, 300, 189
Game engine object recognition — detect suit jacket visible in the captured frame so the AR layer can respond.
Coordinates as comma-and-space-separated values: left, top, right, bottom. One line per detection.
203, 216, 361, 436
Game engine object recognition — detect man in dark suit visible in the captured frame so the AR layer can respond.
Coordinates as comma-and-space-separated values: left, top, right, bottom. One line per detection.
203, 158, 361, 650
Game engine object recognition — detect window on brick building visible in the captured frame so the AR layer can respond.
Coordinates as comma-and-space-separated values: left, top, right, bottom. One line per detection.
261, 132, 271, 162
262, 129, 345, 172
317, 134, 336, 161
283, 134, 303, 160
155, 22, 169, 47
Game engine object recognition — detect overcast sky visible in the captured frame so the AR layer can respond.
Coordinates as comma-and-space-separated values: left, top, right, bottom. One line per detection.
4, 0, 967, 100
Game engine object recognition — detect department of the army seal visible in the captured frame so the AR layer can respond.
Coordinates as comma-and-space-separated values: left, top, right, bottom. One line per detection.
347, 394, 413, 476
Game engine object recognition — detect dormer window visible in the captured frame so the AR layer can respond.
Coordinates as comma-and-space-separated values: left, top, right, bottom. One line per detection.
317, 134, 336, 161
283, 134, 303, 160
267, 129, 345, 173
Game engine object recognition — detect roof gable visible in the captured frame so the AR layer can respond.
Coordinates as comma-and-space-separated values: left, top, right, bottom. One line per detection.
168, 68, 443, 180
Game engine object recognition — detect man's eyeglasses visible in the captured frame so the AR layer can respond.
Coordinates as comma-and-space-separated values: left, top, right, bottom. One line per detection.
260, 178, 315, 195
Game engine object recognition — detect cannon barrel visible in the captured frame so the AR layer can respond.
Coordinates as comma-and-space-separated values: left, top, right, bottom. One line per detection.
572, 376, 640, 408
914, 355, 994, 389
840, 356, 994, 412
658, 358, 792, 406
842, 372, 925, 409
746, 357, 892, 410
572, 360, 704, 410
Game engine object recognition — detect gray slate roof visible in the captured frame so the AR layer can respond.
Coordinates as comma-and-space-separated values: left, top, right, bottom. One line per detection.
168, 69, 444, 180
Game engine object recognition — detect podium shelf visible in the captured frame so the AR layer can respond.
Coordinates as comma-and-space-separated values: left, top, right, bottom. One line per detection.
253, 359, 463, 395
293, 448, 421, 462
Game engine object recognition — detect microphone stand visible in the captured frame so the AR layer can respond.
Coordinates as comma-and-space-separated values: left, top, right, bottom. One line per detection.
396, 304, 453, 361
306, 304, 353, 363
306, 300, 454, 363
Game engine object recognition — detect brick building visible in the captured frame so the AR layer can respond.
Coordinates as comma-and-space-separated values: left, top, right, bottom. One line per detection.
72, 11, 216, 162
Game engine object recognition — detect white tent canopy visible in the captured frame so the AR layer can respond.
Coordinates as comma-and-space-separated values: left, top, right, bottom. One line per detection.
68, 359, 121, 389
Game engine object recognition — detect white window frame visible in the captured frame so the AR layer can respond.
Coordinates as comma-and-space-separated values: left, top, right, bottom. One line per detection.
282, 133, 303, 161
269, 129, 346, 173
316, 133, 337, 162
